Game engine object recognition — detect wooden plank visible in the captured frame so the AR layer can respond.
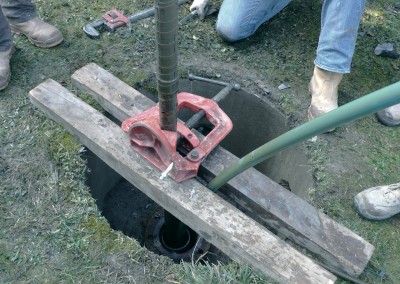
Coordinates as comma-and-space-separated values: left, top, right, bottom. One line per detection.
71, 63, 374, 276
29, 79, 336, 284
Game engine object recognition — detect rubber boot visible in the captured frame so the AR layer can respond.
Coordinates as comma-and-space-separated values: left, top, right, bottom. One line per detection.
308, 66, 343, 121
0, 44, 14, 91
10, 17, 63, 48
354, 183, 400, 220
376, 103, 400, 126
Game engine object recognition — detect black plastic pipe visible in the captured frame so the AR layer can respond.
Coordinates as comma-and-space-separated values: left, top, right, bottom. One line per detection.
161, 212, 190, 252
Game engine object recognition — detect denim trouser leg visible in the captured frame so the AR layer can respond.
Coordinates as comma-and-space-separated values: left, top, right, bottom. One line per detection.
1, 0, 37, 24
0, 8, 12, 51
216, 0, 293, 42
315, 0, 366, 73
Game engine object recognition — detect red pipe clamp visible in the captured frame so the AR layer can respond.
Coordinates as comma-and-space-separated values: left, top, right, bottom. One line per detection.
121, 92, 233, 182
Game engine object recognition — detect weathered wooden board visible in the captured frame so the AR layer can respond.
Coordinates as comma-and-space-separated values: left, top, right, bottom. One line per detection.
29, 79, 336, 283
71, 63, 374, 276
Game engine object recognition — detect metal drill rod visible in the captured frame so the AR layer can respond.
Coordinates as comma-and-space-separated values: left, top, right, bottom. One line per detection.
156, 0, 188, 254
175, 83, 240, 151
184, 75, 240, 130
185, 85, 234, 130
188, 74, 241, 91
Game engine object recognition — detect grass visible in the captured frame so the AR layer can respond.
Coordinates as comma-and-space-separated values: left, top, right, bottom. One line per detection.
1, 0, 400, 283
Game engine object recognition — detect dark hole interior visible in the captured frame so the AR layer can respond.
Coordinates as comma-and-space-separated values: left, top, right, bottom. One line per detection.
84, 78, 313, 263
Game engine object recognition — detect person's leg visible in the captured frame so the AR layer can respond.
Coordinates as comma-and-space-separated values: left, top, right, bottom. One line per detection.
308, 0, 366, 121
315, 0, 366, 73
215, 0, 292, 42
1, 0, 63, 48
0, 6, 12, 51
0, 7, 13, 90
1, 0, 37, 24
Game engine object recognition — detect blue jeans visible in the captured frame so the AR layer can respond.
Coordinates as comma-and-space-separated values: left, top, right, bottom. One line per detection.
0, 0, 37, 51
216, 0, 366, 73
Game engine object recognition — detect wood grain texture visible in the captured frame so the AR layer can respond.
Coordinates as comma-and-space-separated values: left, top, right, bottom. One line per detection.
29, 79, 336, 283
71, 63, 374, 276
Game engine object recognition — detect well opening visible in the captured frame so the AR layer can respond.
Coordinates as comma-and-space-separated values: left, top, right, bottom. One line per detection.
84, 78, 313, 263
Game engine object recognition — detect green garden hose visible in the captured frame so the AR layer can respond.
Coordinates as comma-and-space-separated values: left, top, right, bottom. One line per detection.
207, 81, 400, 191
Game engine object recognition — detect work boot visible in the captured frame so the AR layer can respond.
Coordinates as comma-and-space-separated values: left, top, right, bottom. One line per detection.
10, 17, 63, 48
0, 44, 15, 91
354, 183, 400, 220
376, 104, 400, 126
308, 66, 343, 121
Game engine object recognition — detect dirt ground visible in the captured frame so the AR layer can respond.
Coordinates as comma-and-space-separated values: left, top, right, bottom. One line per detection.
1, 0, 400, 283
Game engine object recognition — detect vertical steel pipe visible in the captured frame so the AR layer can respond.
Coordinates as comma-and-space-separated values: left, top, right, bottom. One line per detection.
155, 0, 190, 253
155, 0, 179, 131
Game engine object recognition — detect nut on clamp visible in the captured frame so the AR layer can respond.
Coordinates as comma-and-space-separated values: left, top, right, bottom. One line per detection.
121, 92, 233, 182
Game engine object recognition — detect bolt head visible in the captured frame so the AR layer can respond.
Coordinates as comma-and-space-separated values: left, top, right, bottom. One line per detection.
233, 83, 241, 91
190, 149, 199, 158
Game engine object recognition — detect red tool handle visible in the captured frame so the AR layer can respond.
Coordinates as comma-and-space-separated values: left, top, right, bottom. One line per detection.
103, 10, 128, 32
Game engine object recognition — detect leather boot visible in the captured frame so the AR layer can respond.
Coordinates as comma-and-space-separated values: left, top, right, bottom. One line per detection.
354, 183, 400, 220
308, 66, 343, 120
10, 17, 63, 48
0, 44, 15, 91
376, 103, 400, 126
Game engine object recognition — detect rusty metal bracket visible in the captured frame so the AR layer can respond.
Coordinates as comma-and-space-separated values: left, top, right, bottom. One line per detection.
121, 92, 233, 182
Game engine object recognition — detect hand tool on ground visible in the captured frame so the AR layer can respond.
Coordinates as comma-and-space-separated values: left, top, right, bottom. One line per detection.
83, 0, 190, 39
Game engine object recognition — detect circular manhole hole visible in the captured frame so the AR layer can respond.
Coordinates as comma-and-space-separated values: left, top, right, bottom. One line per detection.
84, 78, 313, 263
